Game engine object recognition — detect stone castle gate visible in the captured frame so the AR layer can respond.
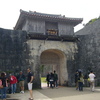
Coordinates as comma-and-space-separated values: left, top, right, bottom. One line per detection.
27, 39, 77, 86
0, 10, 82, 88
1, 10, 100, 88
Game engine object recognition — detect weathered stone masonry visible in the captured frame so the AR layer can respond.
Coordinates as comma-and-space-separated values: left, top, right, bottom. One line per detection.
75, 19, 100, 86
0, 28, 28, 73
27, 39, 77, 87
1, 9, 100, 88
0, 28, 78, 88
2, 17, 100, 87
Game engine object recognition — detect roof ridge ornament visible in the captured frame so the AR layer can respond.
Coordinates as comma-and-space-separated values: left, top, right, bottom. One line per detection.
20, 9, 23, 12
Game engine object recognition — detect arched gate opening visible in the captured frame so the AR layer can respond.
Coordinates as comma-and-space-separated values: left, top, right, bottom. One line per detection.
40, 49, 67, 87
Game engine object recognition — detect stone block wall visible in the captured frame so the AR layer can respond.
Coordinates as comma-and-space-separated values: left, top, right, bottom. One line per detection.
76, 33, 100, 86
75, 18, 100, 86
0, 28, 29, 75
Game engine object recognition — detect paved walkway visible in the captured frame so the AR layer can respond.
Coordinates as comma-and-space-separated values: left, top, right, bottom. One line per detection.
6, 83, 100, 100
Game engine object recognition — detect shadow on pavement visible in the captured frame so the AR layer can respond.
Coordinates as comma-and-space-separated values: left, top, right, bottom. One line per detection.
0, 95, 19, 100
38, 84, 100, 99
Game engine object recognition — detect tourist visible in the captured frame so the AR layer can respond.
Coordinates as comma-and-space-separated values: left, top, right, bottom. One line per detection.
0, 72, 8, 100
17, 71, 25, 93
49, 72, 54, 88
75, 70, 79, 90
27, 67, 34, 100
89, 71, 96, 92
9, 74, 17, 94
78, 71, 84, 91
53, 70, 58, 88
46, 72, 50, 87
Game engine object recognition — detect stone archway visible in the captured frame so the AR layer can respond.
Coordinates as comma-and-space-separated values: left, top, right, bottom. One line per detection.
40, 49, 68, 85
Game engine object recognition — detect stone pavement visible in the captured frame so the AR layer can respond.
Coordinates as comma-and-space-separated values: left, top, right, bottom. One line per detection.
6, 83, 100, 100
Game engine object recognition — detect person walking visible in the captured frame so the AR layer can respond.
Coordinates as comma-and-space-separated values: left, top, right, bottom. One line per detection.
46, 72, 50, 87
78, 71, 84, 91
17, 71, 25, 93
9, 74, 17, 94
53, 70, 58, 88
89, 71, 96, 92
27, 67, 34, 100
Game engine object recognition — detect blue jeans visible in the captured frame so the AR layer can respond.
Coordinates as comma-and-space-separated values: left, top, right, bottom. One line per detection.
11, 83, 16, 93
0, 87, 7, 99
78, 82, 83, 91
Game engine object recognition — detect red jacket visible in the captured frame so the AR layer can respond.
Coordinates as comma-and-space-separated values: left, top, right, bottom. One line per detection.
10, 75, 17, 84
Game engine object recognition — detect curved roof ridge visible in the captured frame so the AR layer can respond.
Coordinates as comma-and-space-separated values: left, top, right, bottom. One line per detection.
20, 9, 83, 21
14, 9, 83, 30
29, 10, 61, 17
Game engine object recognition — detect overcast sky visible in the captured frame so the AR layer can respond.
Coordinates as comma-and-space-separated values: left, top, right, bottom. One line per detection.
0, 0, 100, 32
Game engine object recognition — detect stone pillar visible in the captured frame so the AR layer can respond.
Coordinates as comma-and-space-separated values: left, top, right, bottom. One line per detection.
32, 55, 41, 88
59, 56, 68, 85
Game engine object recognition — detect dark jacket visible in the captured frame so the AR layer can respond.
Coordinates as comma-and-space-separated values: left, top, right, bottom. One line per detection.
17, 74, 25, 82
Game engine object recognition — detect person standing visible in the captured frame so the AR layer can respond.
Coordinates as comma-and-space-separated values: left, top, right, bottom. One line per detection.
0, 72, 8, 100
46, 72, 50, 87
9, 74, 17, 94
78, 71, 84, 91
49, 72, 54, 88
75, 70, 79, 90
89, 71, 96, 92
53, 70, 58, 88
27, 68, 34, 100
17, 71, 25, 93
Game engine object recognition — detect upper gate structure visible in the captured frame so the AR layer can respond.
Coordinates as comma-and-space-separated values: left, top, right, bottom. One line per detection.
14, 9, 82, 34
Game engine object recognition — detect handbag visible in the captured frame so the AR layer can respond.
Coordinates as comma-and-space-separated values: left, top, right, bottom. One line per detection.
88, 78, 90, 82
50, 79, 53, 82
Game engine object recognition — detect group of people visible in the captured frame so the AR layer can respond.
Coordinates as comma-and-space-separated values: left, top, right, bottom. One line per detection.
46, 70, 58, 88
0, 67, 34, 100
0, 68, 96, 100
75, 70, 96, 92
